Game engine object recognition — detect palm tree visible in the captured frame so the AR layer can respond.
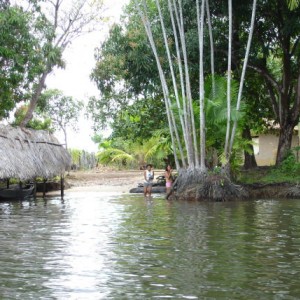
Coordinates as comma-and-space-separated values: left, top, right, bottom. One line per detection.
133, 0, 257, 200
287, 0, 300, 9
229, 0, 257, 154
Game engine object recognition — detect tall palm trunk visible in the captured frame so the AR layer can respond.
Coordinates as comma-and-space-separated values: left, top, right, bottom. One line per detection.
224, 0, 232, 163
134, 0, 186, 169
196, 0, 206, 171
173, 0, 199, 167
168, 0, 189, 150
155, 0, 191, 166
168, 0, 187, 125
229, 0, 257, 154
205, 0, 215, 95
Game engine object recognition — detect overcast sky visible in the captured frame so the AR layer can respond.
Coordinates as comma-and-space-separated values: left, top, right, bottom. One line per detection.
47, 0, 129, 152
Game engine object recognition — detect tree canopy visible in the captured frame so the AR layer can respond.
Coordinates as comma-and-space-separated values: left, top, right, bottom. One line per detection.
90, 0, 300, 169
0, 2, 51, 118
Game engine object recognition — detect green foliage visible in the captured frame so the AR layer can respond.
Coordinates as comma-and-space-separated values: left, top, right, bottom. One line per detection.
91, 133, 104, 145
110, 97, 167, 142
288, 0, 300, 10
238, 149, 300, 184
0, 4, 44, 118
69, 149, 82, 166
202, 75, 248, 167
95, 130, 173, 169
68, 149, 96, 170
0, 1, 65, 120
96, 138, 137, 168
89, 0, 300, 170
38, 89, 83, 132
97, 148, 134, 166
88, 20, 164, 131
12, 105, 52, 131
271, 150, 300, 175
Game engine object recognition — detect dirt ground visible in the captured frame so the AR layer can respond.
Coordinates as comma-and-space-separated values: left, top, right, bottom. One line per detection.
64, 168, 166, 194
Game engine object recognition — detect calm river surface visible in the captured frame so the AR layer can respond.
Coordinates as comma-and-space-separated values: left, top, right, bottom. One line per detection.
0, 191, 300, 299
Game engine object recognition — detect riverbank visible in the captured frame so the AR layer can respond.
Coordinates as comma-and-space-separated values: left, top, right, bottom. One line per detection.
58, 168, 300, 199
64, 168, 166, 194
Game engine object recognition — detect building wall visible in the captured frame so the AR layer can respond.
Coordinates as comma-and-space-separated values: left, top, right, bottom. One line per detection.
254, 134, 300, 166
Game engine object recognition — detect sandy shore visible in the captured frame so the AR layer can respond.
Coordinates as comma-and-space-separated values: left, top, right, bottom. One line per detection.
64, 168, 165, 194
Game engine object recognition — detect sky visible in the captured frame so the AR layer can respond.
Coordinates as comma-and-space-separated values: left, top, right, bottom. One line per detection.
47, 0, 129, 152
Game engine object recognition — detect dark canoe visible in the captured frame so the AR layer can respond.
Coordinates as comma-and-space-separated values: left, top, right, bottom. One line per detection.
0, 184, 35, 200
129, 185, 166, 194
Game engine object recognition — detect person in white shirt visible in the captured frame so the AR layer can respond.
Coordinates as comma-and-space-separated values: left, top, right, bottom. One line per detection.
143, 164, 154, 197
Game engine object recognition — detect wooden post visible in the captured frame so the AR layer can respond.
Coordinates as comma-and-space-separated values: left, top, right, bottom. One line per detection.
33, 178, 37, 198
18, 181, 23, 199
298, 120, 300, 162
60, 175, 64, 198
43, 179, 47, 198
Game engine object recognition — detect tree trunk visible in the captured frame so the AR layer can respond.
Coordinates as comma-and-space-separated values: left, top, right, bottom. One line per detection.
224, 0, 232, 161
196, 0, 206, 171
242, 126, 257, 169
20, 71, 48, 127
63, 127, 68, 150
276, 122, 295, 165
229, 0, 257, 154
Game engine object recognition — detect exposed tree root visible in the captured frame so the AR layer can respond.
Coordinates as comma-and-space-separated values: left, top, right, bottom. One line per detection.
174, 169, 248, 201
279, 184, 300, 198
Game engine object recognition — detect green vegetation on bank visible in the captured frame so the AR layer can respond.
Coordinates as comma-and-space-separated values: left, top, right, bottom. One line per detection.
2, 0, 300, 192
238, 149, 300, 184
88, 0, 300, 174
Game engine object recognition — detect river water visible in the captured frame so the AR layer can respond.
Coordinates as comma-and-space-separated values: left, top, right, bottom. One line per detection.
0, 191, 300, 299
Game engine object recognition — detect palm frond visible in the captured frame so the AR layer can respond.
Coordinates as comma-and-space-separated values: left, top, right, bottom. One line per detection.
97, 148, 134, 165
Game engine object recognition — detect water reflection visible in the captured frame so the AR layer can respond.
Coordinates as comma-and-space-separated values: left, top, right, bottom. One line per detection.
0, 194, 300, 299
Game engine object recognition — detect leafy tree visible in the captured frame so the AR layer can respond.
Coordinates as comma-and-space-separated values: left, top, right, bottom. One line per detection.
210, 0, 300, 165
38, 89, 84, 149
88, 21, 164, 132
287, 0, 300, 9
20, 0, 105, 127
110, 97, 166, 142
134, 0, 257, 169
251, 1, 300, 164
96, 133, 172, 169
12, 104, 52, 130
90, 0, 257, 170
0, 3, 47, 118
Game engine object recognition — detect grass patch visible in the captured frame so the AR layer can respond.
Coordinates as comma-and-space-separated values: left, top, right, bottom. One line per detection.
237, 157, 300, 184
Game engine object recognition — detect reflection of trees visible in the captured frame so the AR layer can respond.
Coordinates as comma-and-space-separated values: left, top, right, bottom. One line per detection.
243, 200, 300, 294
0, 198, 70, 298
107, 197, 300, 298
106, 197, 212, 298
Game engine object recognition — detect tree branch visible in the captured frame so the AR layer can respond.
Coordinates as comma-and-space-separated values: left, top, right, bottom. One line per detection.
291, 36, 300, 57
291, 70, 300, 122
247, 64, 282, 94
265, 79, 280, 121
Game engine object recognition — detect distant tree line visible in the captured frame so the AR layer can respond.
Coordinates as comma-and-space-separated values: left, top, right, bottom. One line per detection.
69, 149, 97, 170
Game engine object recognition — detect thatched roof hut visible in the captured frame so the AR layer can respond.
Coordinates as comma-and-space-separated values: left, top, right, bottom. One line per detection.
0, 125, 71, 181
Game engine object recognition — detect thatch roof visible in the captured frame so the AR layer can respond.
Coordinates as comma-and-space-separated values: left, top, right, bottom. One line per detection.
0, 125, 71, 180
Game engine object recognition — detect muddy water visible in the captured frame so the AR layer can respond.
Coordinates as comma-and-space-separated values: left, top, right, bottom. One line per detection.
0, 192, 300, 299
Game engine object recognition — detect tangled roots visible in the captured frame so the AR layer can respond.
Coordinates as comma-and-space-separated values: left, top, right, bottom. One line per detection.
176, 170, 248, 201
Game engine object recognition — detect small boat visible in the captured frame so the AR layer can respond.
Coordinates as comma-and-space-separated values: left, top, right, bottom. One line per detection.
129, 186, 166, 193
0, 184, 35, 200
129, 180, 166, 194
129, 175, 177, 194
